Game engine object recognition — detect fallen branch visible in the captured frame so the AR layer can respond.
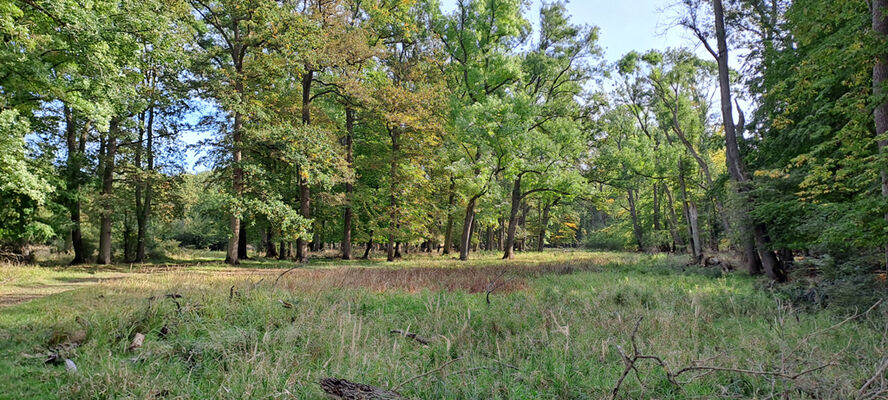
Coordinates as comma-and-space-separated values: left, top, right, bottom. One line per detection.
856, 357, 888, 400
390, 329, 431, 346
610, 317, 839, 400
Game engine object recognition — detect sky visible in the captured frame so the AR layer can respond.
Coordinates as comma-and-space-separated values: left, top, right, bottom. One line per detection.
440, 0, 701, 64
184, 0, 703, 171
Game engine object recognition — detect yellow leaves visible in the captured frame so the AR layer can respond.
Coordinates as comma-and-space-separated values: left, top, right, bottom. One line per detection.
753, 169, 789, 179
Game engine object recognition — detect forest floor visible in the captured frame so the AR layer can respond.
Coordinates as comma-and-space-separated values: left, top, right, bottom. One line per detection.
0, 250, 885, 399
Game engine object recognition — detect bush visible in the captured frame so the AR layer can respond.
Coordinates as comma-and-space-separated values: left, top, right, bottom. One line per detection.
584, 228, 630, 251
148, 239, 182, 260
773, 255, 886, 311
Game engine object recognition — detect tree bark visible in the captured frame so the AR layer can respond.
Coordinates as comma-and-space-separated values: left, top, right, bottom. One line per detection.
458, 197, 478, 261
342, 107, 355, 259
97, 119, 119, 265
627, 189, 644, 252
873, 0, 888, 268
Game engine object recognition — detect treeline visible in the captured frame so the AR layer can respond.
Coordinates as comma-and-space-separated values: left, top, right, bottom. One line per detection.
2, 0, 888, 283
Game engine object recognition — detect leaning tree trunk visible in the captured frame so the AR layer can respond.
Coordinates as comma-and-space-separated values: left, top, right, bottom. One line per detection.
873, 0, 888, 268
712, 0, 781, 278
342, 107, 355, 260
97, 119, 119, 265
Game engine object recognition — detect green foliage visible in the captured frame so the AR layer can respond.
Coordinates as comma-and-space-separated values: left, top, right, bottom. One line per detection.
0, 110, 54, 248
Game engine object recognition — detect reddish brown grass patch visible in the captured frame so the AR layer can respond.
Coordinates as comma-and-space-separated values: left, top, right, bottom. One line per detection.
280, 260, 604, 294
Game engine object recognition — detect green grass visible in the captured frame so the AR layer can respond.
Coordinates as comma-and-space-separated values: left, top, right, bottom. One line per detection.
0, 250, 884, 399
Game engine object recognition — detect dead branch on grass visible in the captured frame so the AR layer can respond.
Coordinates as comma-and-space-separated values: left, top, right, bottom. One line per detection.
389, 329, 431, 346
857, 357, 888, 400
610, 317, 840, 400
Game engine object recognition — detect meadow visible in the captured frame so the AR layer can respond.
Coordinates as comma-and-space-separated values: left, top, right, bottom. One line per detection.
0, 250, 885, 399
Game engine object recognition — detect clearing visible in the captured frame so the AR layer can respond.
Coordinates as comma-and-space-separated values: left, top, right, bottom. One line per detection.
0, 251, 884, 399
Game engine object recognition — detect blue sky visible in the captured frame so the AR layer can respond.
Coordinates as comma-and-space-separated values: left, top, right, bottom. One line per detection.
184, 0, 701, 171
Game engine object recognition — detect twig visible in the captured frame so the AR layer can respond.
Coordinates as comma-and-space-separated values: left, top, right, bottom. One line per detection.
273, 265, 300, 287
392, 357, 462, 391
485, 269, 510, 305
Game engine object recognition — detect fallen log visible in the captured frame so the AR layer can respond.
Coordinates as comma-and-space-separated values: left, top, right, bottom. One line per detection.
319, 377, 404, 400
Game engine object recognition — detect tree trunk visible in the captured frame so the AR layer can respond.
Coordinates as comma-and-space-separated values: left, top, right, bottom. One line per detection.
873, 0, 888, 268
387, 128, 400, 262
486, 225, 494, 251
136, 95, 155, 262
238, 219, 249, 259
712, 0, 775, 277
362, 230, 374, 260
652, 183, 660, 230
503, 176, 522, 259
97, 119, 119, 265
518, 202, 529, 251
64, 106, 88, 265
537, 199, 558, 252
442, 177, 455, 255
662, 184, 685, 250
342, 107, 355, 259
266, 226, 278, 258
225, 95, 244, 265
296, 70, 314, 263
459, 197, 478, 261
627, 189, 644, 252
678, 160, 702, 263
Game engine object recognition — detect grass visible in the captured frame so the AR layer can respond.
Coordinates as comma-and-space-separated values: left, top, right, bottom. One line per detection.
0, 250, 885, 399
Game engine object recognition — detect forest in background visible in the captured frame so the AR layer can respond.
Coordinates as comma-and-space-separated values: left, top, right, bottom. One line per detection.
2, 0, 888, 291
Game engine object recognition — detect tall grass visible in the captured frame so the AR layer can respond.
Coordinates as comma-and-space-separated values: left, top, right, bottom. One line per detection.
0, 251, 884, 399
